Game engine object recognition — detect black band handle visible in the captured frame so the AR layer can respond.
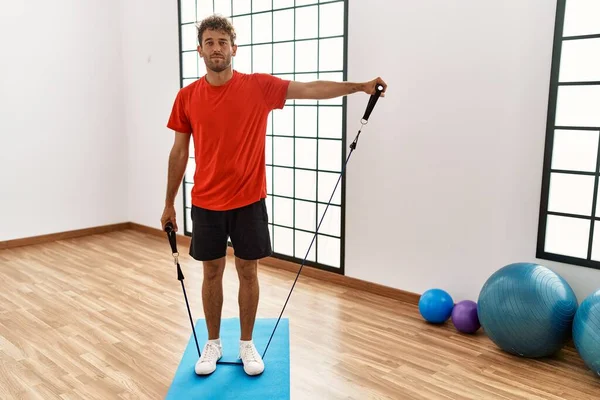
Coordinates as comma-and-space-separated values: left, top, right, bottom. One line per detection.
362, 84, 385, 122
164, 222, 185, 280
164, 222, 178, 254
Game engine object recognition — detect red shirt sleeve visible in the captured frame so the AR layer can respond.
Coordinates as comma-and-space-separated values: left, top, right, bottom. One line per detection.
167, 89, 192, 133
254, 73, 291, 110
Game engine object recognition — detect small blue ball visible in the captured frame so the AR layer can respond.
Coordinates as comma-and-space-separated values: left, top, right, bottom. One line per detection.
419, 288, 454, 323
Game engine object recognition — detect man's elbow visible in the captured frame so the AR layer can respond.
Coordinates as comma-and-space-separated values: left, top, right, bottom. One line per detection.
170, 146, 189, 161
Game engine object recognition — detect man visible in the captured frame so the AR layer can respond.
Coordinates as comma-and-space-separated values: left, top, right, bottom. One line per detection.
161, 14, 386, 377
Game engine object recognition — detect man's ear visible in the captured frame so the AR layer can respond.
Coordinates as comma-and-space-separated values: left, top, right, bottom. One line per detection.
197, 45, 204, 58
232, 44, 238, 56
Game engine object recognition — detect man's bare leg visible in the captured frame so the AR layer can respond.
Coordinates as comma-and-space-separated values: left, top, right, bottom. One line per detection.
202, 257, 226, 339
235, 257, 264, 375
194, 256, 226, 376
235, 257, 259, 340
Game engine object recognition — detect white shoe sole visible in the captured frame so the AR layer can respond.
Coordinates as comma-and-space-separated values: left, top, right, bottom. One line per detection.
195, 355, 222, 376
242, 363, 265, 376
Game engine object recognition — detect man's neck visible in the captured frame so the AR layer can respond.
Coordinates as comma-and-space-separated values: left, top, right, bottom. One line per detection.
205, 68, 234, 86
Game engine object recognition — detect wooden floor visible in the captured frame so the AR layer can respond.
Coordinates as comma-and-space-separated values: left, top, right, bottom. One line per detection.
0, 229, 598, 399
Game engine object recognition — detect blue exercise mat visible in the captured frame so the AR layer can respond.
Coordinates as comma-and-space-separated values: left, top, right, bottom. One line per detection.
166, 317, 290, 400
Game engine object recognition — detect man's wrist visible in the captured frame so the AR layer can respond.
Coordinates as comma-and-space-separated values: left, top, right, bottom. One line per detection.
354, 82, 367, 94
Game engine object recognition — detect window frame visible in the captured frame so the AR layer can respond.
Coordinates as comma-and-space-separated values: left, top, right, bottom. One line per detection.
175, 0, 349, 275
536, 0, 600, 270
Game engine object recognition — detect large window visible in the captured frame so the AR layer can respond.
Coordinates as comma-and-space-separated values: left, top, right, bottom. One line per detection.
537, 0, 600, 270
177, 0, 348, 273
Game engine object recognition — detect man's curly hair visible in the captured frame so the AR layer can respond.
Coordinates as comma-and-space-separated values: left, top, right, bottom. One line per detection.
197, 14, 237, 46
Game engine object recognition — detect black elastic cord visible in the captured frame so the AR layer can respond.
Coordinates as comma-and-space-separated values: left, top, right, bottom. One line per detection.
261, 83, 385, 359
165, 222, 201, 358
165, 222, 243, 365
166, 83, 385, 365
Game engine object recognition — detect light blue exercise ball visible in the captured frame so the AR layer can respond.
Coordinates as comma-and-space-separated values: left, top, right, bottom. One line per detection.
419, 288, 454, 324
477, 262, 578, 358
573, 289, 600, 377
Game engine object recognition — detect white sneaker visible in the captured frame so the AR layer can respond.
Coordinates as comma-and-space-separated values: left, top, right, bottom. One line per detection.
195, 340, 222, 375
239, 340, 264, 376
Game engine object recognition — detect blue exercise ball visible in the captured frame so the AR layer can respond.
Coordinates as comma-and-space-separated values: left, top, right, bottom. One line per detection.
419, 288, 454, 323
477, 262, 578, 358
573, 289, 600, 377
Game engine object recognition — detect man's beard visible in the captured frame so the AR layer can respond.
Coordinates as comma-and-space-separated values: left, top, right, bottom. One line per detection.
206, 56, 231, 73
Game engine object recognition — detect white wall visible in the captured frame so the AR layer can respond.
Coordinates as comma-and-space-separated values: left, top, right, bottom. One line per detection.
344, 0, 600, 302
0, 0, 127, 241
122, 0, 600, 301
121, 0, 185, 231
7, 0, 596, 302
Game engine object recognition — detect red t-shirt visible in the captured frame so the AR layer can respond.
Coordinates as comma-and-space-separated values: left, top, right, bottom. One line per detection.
167, 70, 290, 211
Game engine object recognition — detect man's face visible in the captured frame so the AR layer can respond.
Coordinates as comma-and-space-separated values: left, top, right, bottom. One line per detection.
198, 29, 237, 73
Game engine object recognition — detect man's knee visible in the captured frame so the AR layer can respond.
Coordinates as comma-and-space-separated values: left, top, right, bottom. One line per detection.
235, 258, 258, 281
203, 257, 226, 281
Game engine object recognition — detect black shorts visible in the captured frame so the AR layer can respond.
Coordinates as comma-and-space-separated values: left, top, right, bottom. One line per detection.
189, 198, 273, 261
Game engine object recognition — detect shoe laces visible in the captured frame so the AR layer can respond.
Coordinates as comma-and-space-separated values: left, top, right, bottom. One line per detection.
199, 342, 220, 362
239, 342, 261, 363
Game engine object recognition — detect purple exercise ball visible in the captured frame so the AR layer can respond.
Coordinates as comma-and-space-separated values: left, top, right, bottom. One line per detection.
451, 300, 481, 333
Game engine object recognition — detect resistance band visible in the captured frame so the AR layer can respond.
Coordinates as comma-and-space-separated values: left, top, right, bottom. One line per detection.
261, 83, 385, 359
165, 221, 243, 365
164, 83, 385, 364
